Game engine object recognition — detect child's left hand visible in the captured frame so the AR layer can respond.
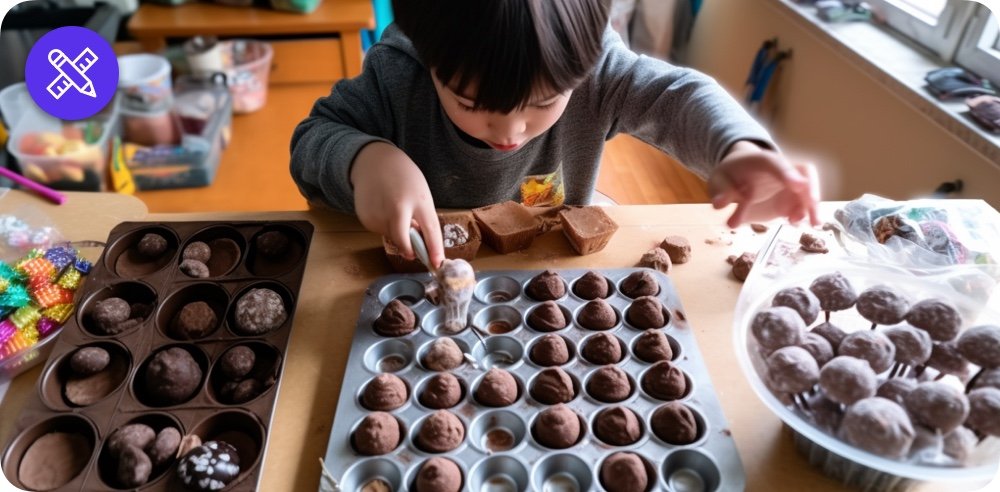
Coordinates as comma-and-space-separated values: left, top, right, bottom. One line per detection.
708, 141, 819, 229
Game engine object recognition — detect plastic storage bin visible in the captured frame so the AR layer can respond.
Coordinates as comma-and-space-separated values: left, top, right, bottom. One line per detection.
269, 0, 323, 13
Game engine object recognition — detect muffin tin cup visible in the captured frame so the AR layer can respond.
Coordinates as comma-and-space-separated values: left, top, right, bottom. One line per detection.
2, 220, 314, 492
39, 340, 132, 411
1, 414, 99, 491
104, 225, 180, 278
96, 412, 185, 490
323, 269, 745, 491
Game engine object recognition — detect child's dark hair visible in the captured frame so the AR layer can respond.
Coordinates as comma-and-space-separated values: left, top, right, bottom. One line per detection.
392, 0, 609, 113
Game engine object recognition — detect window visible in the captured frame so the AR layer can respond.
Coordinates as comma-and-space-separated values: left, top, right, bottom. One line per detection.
955, 3, 1000, 83
867, 0, 975, 58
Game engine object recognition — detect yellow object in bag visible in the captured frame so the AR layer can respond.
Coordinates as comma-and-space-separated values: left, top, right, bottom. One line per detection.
109, 137, 135, 195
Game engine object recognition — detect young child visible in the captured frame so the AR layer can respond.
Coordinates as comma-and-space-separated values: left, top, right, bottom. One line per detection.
290, 0, 818, 267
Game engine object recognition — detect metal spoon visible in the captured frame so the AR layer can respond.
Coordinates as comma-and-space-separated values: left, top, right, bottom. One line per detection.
409, 227, 437, 274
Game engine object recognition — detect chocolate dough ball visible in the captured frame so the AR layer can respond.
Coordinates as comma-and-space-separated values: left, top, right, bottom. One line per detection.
527, 301, 567, 332
219, 345, 255, 380
108, 423, 156, 455
957, 325, 1000, 369
415, 457, 462, 492
811, 322, 848, 352
944, 426, 978, 462
627, 296, 666, 329
533, 404, 581, 449
582, 333, 623, 365
235, 288, 287, 335
530, 334, 570, 366
651, 402, 699, 444
230, 378, 263, 404
730, 252, 755, 282
137, 233, 168, 258
857, 287, 910, 326
638, 248, 671, 273
148, 427, 181, 468
620, 271, 659, 298
526, 270, 566, 301
354, 412, 400, 455
841, 397, 915, 458
766, 346, 819, 394
69, 347, 109, 375
594, 406, 641, 446
839, 331, 896, 374
373, 299, 417, 337
475, 368, 518, 407
808, 395, 844, 432
904, 382, 970, 434
660, 235, 691, 264
362, 373, 408, 411
416, 410, 465, 453
256, 231, 290, 257
800, 232, 829, 253
809, 272, 858, 312
751, 306, 806, 351
578, 298, 617, 330
117, 444, 152, 488
885, 325, 933, 366
601, 452, 648, 492
907, 299, 962, 341
423, 338, 464, 371
419, 373, 463, 409
587, 365, 632, 403
642, 360, 688, 400
634, 329, 673, 363
573, 271, 609, 300
772, 286, 821, 326
172, 301, 218, 339
966, 387, 1000, 436
93, 297, 131, 334
182, 241, 211, 263
877, 378, 917, 406
531, 367, 575, 404
797, 332, 834, 367
176, 441, 241, 491
144, 347, 202, 405
179, 259, 210, 278
973, 368, 1000, 391
819, 356, 878, 405
928, 341, 971, 378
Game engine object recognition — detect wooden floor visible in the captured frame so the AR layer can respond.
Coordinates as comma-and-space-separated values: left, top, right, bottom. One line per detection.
135, 82, 708, 212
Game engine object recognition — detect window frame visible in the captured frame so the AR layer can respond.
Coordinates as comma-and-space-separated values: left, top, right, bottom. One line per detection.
866, 0, 976, 59
955, 3, 1000, 83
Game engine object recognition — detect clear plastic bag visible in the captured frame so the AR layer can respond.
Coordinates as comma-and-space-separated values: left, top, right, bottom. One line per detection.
0, 206, 64, 262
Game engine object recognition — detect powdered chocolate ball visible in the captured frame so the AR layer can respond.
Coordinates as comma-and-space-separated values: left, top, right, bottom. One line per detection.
176, 441, 241, 491
907, 299, 962, 341
229, 378, 262, 403
93, 297, 131, 334
811, 322, 848, 351
651, 402, 698, 444
219, 345, 255, 380
475, 368, 518, 407
594, 406, 641, 446
235, 288, 287, 335
819, 356, 878, 405
809, 272, 858, 312
137, 233, 168, 258
182, 241, 211, 263
772, 287, 821, 326
808, 395, 845, 432
533, 404, 581, 449
587, 365, 632, 403
531, 367, 575, 405
841, 397, 915, 458
751, 306, 805, 351
904, 382, 969, 434
973, 368, 1000, 391
117, 444, 152, 488
797, 332, 834, 367
527, 301, 567, 332
877, 378, 917, 406
957, 325, 1000, 369
839, 331, 896, 374
578, 298, 617, 330
415, 457, 462, 492
643, 360, 687, 400
884, 325, 933, 366
148, 427, 181, 468
423, 338, 464, 371
108, 423, 156, 455
730, 252, 756, 282
373, 299, 417, 337
70, 347, 110, 375
627, 296, 666, 329
660, 235, 691, 264
362, 373, 408, 411
634, 329, 673, 363
857, 287, 910, 326
179, 259, 210, 278
416, 410, 465, 453
766, 346, 819, 394
620, 271, 659, 298
525, 270, 566, 301
601, 452, 648, 492
144, 347, 202, 405
573, 271, 609, 300
256, 231, 290, 257
966, 387, 1000, 436
354, 412, 400, 455
944, 426, 978, 462
419, 373, 463, 409
582, 333, 623, 365
172, 301, 218, 339
530, 334, 570, 366
928, 341, 971, 378
638, 248, 671, 273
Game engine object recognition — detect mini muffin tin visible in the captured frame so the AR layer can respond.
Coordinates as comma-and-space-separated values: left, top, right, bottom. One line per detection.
1, 220, 313, 491
321, 269, 744, 491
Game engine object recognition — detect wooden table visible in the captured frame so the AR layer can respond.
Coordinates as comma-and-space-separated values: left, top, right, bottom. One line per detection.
0, 192, 996, 491
128, 0, 374, 77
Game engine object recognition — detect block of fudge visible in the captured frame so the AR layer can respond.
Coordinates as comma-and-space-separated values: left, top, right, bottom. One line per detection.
558, 206, 619, 255
383, 211, 485, 272
473, 201, 538, 253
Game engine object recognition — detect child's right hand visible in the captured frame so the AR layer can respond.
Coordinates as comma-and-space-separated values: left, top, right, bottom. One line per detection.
351, 142, 445, 268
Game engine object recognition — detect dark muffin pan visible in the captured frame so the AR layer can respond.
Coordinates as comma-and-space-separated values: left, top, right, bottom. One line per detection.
321, 269, 744, 491
2, 221, 313, 491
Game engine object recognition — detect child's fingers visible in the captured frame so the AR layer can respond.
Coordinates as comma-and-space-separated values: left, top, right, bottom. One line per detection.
414, 206, 444, 268
388, 213, 415, 260
727, 201, 750, 229
794, 162, 822, 226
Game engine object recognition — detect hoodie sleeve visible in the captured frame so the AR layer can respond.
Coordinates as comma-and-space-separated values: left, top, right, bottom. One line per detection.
289, 48, 396, 213
594, 28, 775, 179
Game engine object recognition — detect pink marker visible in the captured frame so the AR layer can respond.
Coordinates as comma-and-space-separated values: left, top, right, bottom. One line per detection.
0, 167, 66, 205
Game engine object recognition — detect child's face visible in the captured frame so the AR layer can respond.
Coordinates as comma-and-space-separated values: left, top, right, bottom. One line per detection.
432, 74, 571, 152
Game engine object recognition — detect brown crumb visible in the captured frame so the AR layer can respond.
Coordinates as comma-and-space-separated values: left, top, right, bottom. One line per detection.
722, 429, 732, 437
726, 255, 737, 265
731, 252, 756, 281
750, 223, 768, 233
674, 310, 686, 321
799, 232, 829, 254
